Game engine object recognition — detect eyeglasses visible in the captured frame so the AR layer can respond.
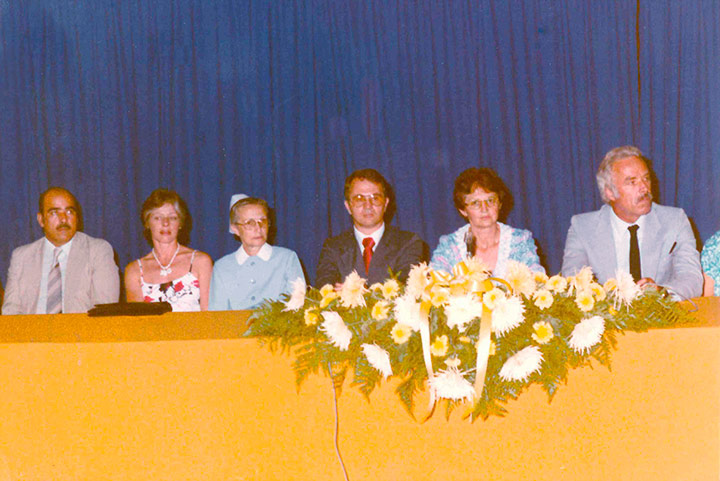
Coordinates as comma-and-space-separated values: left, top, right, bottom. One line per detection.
150, 214, 180, 224
465, 196, 499, 210
235, 217, 269, 230
349, 193, 385, 207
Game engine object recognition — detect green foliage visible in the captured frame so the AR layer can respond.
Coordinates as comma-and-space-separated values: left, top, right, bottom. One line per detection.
244, 266, 696, 421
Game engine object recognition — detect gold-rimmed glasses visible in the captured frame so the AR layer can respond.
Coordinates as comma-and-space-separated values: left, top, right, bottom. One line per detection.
465, 196, 499, 211
235, 217, 269, 230
348, 193, 385, 207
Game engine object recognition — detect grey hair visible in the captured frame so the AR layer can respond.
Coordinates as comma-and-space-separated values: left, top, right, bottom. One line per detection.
596, 145, 646, 203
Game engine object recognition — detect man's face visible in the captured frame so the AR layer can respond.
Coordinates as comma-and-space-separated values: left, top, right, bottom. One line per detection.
344, 179, 389, 234
606, 156, 652, 223
37, 189, 79, 246
231, 203, 269, 252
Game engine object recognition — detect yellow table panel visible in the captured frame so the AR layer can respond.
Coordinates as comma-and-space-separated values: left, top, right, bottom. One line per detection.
0, 299, 718, 480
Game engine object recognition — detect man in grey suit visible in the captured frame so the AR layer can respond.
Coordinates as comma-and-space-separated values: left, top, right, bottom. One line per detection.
562, 146, 702, 300
316, 169, 428, 287
2, 187, 120, 315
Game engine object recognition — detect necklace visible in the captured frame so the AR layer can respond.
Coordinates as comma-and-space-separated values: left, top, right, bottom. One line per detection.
152, 245, 180, 276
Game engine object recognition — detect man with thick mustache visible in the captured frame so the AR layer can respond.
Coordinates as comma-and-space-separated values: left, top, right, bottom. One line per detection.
2, 187, 119, 314
562, 146, 702, 300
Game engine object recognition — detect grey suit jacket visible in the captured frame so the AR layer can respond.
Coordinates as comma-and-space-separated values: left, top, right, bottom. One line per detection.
2, 231, 120, 314
315, 225, 428, 286
561, 203, 702, 300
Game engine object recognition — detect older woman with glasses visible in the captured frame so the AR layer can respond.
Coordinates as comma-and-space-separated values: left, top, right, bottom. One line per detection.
430, 167, 544, 276
124, 189, 213, 311
208, 194, 304, 310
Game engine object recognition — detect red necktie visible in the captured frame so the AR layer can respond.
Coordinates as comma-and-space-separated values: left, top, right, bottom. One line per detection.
362, 237, 375, 274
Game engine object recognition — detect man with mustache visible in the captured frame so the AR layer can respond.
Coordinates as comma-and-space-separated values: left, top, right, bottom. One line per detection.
562, 145, 702, 300
2, 187, 119, 314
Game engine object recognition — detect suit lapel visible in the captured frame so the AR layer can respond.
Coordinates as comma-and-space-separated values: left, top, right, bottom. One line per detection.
589, 206, 617, 281
368, 226, 395, 281
26, 239, 45, 312
640, 206, 662, 280
65, 232, 86, 294
338, 231, 360, 280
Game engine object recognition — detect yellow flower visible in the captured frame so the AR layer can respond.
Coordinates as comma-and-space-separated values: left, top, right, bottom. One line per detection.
380, 279, 401, 300
458, 336, 472, 343
609, 306, 618, 315
428, 285, 450, 307
339, 271, 368, 308
371, 300, 391, 321
546, 275, 568, 293
369, 282, 384, 292
575, 290, 595, 312
444, 357, 461, 368
590, 282, 606, 301
482, 287, 505, 310
534, 271, 549, 284
489, 340, 496, 356
319, 284, 338, 308
506, 261, 536, 297
570, 267, 594, 294
430, 334, 449, 357
304, 309, 320, 326
391, 323, 412, 344
532, 289, 554, 310
531, 321, 554, 344
603, 278, 617, 292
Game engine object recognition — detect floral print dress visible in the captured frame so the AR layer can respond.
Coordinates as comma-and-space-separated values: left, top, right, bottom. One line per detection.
138, 250, 201, 312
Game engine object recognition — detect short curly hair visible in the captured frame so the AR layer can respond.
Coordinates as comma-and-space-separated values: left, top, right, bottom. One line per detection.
452, 167, 513, 220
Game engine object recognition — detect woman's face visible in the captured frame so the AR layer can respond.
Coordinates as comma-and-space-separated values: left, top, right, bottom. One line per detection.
459, 187, 500, 229
231, 203, 269, 251
146, 203, 182, 244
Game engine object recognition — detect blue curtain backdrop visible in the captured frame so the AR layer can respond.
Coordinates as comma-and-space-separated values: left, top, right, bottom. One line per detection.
1, 1, 719, 288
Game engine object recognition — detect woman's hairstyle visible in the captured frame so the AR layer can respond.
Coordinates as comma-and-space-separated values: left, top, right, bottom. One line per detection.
230, 197, 270, 224
140, 188, 192, 245
453, 167, 513, 220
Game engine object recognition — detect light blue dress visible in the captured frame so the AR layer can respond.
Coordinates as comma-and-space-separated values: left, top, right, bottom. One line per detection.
209, 245, 304, 310
701, 231, 720, 296
430, 223, 544, 277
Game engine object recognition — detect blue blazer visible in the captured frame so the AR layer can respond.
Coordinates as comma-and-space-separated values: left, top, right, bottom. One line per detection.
561, 203, 702, 300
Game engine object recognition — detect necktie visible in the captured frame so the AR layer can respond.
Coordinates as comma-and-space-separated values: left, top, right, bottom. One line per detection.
628, 224, 641, 282
46, 247, 63, 314
362, 237, 375, 274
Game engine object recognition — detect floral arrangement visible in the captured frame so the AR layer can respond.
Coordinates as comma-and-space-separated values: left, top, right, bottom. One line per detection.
246, 259, 693, 421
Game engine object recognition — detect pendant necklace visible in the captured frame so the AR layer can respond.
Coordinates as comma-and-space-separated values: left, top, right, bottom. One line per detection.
153, 245, 180, 276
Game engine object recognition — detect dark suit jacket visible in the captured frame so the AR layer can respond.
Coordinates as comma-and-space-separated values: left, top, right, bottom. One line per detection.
315, 225, 428, 286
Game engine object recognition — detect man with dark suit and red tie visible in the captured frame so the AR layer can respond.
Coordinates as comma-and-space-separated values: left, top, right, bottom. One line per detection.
315, 169, 428, 288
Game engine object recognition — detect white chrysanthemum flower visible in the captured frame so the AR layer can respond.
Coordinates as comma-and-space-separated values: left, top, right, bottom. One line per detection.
612, 270, 641, 306
361, 344, 393, 379
499, 345, 543, 382
282, 277, 307, 311
568, 315, 605, 354
405, 263, 431, 300
320, 311, 353, 350
393, 293, 424, 331
428, 367, 475, 402
339, 271, 368, 308
445, 293, 484, 331
506, 260, 536, 297
491, 295, 525, 336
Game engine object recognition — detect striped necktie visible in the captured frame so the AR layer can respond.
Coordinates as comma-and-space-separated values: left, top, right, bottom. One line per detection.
46, 247, 63, 314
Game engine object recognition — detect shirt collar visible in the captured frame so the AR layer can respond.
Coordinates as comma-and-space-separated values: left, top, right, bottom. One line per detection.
609, 205, 648, 237
235, 243, 273, 265
353, 223, 385, 252
44, 236, 74, 259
